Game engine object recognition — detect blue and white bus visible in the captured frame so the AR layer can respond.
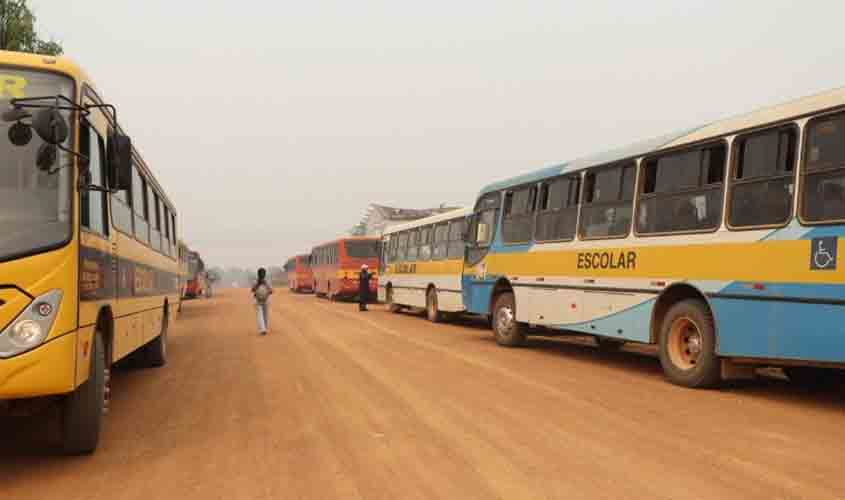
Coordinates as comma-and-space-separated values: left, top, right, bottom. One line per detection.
462, 86, 845, 388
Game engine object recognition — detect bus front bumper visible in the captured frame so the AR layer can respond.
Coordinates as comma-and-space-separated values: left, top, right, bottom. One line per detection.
0, 332, 77, 400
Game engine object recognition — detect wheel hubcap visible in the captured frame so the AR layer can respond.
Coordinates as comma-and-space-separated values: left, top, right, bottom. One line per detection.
497, 306, 514, 333
668, 317, 703, 370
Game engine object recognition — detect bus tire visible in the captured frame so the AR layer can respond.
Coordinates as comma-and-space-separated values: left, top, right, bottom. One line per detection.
386, 287, 401, 313
595, 336, 625, 351
492, 292, 525, 347
143, 309, 169, 368
61, 330, 106, 455
426, 288, 442, 323
658, 299, 721, 389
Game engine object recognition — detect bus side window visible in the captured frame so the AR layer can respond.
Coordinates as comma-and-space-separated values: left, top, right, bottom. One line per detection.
580, 164, 634, 239
132, 165, 150, 244
501, 186, 536, 244
418, 225, 432, 261
80, 123, 108, 237
802, 113, 845, 223
407, 229, 419, 261
447, 219, 465, 258
729, 126, 796, 227
638, 144, 726, 234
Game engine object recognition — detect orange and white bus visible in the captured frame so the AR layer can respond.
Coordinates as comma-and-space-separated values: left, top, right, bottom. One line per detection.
311, 237, 379, 301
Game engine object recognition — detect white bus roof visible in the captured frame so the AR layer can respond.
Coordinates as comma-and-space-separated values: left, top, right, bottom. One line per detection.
382, 207, 471, 236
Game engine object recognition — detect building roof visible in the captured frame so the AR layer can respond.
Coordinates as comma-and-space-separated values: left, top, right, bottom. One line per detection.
369, 204, 462, 222
479, 85, 845, 195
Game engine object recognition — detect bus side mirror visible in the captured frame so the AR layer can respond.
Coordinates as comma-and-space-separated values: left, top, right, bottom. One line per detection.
32, 108, 69, 145
476, 223, 489, 244
107, 133, 132, 191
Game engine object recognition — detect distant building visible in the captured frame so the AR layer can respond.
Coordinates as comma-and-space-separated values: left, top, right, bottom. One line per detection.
352, 203, 463, 236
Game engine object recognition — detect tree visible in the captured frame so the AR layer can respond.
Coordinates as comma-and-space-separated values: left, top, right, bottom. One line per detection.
0, 1, 63, 56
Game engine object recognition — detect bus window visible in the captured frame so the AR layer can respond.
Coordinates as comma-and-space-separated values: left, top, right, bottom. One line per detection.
397, 232, 409, 261
432, 223, 449, 260
148, 185, 161, 251
502, 186, 536, 244
638, 144, 726, 234
536, 176, 579, 241
80, 123, 108, 236
447, 219, 465, 258
580, 164, 634, 238
729, 127, 796, 227
110, 172, 133, 234
802, 113, 845, 223
132, 166, 150, 244
418, 226, 432, 261
346, 239, 379, 258
407, 229, 420, 261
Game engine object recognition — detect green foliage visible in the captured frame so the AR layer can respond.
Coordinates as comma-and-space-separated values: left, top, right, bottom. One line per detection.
0, 0, 63, 56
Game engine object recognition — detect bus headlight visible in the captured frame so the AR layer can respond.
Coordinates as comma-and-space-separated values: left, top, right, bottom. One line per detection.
10, 320, 44, 348
0, 289, 62, 359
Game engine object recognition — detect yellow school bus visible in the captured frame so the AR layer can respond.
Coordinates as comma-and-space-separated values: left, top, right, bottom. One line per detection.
0, 51, 180, 454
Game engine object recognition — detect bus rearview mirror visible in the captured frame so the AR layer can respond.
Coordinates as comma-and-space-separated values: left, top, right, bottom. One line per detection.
476, 223, 489, 244
107, 133, 132, 191
32, 108, 69, 145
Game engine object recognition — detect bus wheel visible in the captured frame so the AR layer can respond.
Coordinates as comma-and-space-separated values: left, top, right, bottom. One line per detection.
142, 309, 169, 368
386, 287, 401, 313
595, 336, 625, 351
60, 330, 106, 455
492, 292, 525, 347
426, 288, 442, 323
658, 299, 721, 388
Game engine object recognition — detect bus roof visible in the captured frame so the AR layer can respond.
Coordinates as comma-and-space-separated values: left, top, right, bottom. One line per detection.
382, 207, 470, 236
311, 236, 380, 250
479, 85, 845, 196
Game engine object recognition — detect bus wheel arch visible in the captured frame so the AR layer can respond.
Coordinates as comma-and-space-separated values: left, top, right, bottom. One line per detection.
652, 284, 721, 388
489, 279, 525, 347
96, 307, 115, 368
650, 284, 716, 344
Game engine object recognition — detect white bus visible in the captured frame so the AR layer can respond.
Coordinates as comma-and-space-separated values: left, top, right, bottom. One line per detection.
378, 207, 470, 321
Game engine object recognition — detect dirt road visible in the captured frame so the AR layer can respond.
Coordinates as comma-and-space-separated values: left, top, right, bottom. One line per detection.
2, 288, 845, 499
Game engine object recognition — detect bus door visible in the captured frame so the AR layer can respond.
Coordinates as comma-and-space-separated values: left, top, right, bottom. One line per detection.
462, 193, 501, 315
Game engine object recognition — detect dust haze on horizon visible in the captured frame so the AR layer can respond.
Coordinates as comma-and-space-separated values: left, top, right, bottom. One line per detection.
31, 1, 845, 268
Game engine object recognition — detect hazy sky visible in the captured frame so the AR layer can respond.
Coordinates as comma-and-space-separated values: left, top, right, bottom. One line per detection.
30, 1, 845, 267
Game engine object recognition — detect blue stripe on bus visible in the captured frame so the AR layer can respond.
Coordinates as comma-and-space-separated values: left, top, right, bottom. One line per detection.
548, 298, 654, 343
710, 297, 845, 362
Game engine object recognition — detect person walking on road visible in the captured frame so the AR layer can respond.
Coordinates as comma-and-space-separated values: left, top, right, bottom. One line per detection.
252, 267, 273, 335
358, 264, 371, 312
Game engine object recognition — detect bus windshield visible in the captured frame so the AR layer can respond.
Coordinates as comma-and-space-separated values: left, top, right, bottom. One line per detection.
0, 69, 74, 262
345, 240, 378, 258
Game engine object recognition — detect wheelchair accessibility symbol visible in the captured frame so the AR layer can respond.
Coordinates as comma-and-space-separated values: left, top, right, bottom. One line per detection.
811, 237, 838, 270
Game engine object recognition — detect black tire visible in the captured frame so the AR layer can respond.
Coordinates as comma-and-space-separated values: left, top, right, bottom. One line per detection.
386, 287, 401, 313
784, 366, 843, 387
142, 308, 169, 368
492, 292, 525, 347
61, 330, 106, 455
426, 288, 442, 323
658, 299, 721, 388
595, 336, 625, 351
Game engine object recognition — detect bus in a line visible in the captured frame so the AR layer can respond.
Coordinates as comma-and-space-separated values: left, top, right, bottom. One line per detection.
464, 86, 845, 388
311, 237, 379, 301
284, 254, 314, 293
183, 249, 207, 299
378, 208, 470, 321
0, 51, 180, 454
